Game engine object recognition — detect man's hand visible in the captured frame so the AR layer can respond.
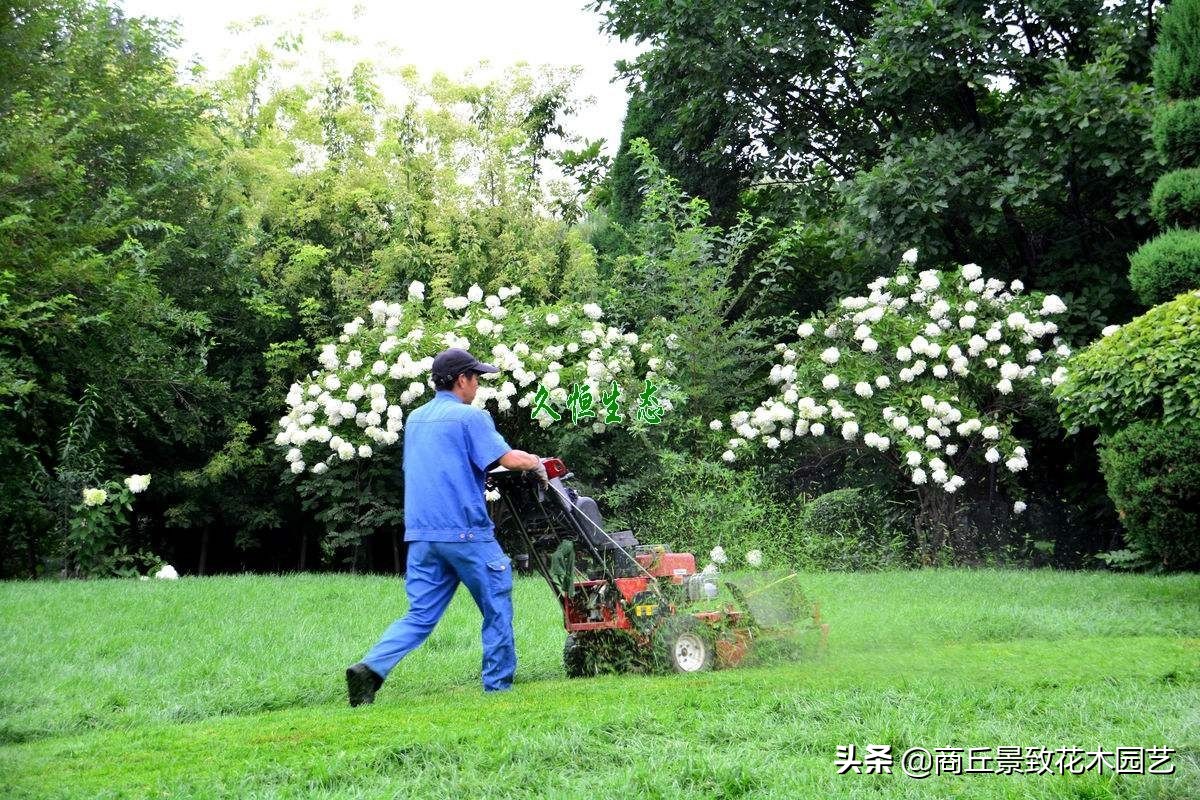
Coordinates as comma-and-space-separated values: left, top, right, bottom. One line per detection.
499, 449, 548, 483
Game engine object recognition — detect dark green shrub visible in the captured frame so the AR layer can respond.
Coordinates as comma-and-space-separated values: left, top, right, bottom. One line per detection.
597, 452, 912, 571
1152, 99, 1200, 168
1056, 291, 1200, 434
797, 488, 909, 571
1098, 418, 1200, 569
1149, 169, 1200, 229
596, 450, 811, 570
800, 488, 872, 535
1153, 0, 1200, 100
1127, 228, 1200, 306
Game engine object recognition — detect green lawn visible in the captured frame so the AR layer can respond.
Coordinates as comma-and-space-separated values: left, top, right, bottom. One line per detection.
1, 569, 1197, 798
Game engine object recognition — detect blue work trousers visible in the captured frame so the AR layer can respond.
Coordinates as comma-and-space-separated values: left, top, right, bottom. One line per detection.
361, 539, 516, 691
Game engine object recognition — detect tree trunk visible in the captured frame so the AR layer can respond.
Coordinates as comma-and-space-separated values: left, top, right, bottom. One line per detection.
299, 530, 308, 572
198, 529, 210, 576
392, 530, 401, 575
26, 529, 38, 578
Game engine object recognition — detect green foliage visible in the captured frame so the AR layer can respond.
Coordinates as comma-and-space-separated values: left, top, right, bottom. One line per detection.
593, 0, 1161, 327
0, 0, 232, 442
798, 489, 910, 571
1127, 228, 1200, 305
295, 459, 403, 567
605, 91, 655, 226
597, 450, 808, 568
555, 139, 612, 224
0, 271, 77, 418
854, 45, 1159, 331
604, 139, 773, 425
0, 1, 616, 575
167, 422, 285, 560
31, 386, 106, 557
0, 0, 252, 574
597, 451, 909, 571
606, 86, 742, 225
1095, 546, 1154, 571
1152, 99, 1200, 168
64, 479, 159, 578
222, 51, 595, 328
1149, 168, 1200, 228
1086, 0, 1200, 573
741, 211, 869, 325
1056, 291, 1200, 434
2, 0, 1164, 572
1153, 0, 1200, 100
1098, 418, 1200, 569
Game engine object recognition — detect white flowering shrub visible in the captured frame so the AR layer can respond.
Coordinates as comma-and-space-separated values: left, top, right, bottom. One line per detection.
276, 282, 679, 478
719, 252, 1071, 528
67, 473, 159, 577
277, 282, 681, 562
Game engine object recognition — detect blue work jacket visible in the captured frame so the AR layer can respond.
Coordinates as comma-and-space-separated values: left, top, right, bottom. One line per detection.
402, 390, 511, 542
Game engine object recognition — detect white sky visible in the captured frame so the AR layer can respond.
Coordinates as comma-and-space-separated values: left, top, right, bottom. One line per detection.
122, 0, 643, 156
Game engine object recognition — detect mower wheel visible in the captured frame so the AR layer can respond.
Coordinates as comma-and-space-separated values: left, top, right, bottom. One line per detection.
563, 633, 589, 678
653, 616, 715, 674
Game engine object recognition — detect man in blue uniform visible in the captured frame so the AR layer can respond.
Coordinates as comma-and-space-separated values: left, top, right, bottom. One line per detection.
346, 348, 546, 704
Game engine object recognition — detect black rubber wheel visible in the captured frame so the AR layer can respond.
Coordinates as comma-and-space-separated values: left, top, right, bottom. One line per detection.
653, 616, 715, 674
563, 633, 589, 678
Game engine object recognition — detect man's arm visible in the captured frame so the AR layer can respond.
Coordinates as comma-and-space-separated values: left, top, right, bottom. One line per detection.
498, 449, 540, 471
498, 449, 547, 482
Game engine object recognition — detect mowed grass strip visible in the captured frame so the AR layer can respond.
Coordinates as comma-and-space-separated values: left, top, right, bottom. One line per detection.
2, 636, 1198, 799
1, 569, 1197, 798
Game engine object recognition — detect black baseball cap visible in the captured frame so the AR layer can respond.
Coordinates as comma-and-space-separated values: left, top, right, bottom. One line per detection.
432, 348, 499, 384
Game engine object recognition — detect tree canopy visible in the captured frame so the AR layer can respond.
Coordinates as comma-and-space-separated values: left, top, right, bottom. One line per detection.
594, 0, 1164, 329
0, 0, 1180, 576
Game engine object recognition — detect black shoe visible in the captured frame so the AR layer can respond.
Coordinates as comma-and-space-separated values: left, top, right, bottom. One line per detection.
346, 663, 383, 707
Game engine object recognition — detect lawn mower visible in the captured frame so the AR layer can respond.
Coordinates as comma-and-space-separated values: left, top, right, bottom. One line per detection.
487, 457, 829, 677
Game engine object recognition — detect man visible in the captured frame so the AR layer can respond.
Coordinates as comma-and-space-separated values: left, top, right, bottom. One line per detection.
346, 348, 546, 705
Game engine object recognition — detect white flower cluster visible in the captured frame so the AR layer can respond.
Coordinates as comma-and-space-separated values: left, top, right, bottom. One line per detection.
722, 254, 1068, 501
278, 282, 666, 474
82, 473, 151, 509
698, 547, 762, 579
124, 474, 151, 494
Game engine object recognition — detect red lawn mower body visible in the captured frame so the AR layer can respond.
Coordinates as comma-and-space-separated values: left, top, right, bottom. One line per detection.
489, 457, 752, 673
